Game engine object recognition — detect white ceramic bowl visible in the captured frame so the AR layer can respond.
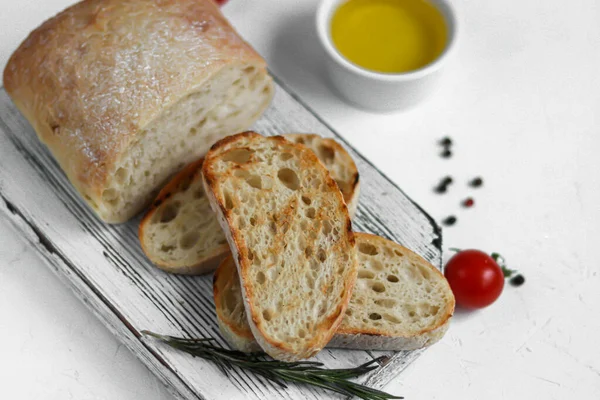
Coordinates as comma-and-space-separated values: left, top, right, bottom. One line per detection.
316, 0, 458, 111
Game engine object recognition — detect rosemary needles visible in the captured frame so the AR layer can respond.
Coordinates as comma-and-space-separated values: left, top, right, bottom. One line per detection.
142, 331, 403, 400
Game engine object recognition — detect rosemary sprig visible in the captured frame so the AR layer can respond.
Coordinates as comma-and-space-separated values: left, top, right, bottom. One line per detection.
142, 331, 403, 400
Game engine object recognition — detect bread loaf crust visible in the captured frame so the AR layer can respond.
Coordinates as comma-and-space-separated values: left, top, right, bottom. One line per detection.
3, 0, 270, 222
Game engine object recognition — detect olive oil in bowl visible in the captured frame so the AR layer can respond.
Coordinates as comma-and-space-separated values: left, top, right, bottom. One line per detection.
330, 0, 448, 74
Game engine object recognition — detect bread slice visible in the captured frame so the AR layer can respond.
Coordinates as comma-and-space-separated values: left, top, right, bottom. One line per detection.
213, 255, 262, 353
214, 232, 455, 352
138, 159, 229, 275
202, 131, 358, 361
3, 0, 273, 223
330, 233, 455, 350
284, 134, 359, 216
139, 133, 359, 275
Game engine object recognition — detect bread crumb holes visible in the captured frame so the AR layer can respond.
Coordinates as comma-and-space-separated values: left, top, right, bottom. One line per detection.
158, 203, 179, 223
114, 167, 128, 185
358, 270, 375, 279
358, 242, 379, 255
372, 282, 386, 293
317, 249, 327, 262
246, 175, 262, 189
223, 190, 234, 210
383, 313, 401, 323
318, 144, 335, 164
179, 231, 200, 249
262, 309, 273, 321
277, 168, 300, 190
375, 299, 397, 308
369, 312, 382, 320
223, 148, 253, 163
322, 220, 332, 234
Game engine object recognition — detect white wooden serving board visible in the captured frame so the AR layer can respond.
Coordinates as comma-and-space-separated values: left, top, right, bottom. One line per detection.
0, 76, 441, 400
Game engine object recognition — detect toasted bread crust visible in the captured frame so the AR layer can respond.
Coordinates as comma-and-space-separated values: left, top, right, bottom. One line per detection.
327, 322, 450, 351
203, 131, 357, 361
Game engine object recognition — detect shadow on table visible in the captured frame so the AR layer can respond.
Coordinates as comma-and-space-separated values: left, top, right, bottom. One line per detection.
451, 306, 482, 323
268, 8, 344, 111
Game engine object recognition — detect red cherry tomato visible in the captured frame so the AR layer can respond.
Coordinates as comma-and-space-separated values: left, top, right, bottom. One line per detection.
214, 0, 229, 5
444, 250, 504, 309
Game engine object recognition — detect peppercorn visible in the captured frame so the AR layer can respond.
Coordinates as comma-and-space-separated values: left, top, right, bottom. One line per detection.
510, 274, 525, 287
442, 215, 457, 226
439, 137, 452, 147
470, 177, 483, 187
434, 176, 453, 194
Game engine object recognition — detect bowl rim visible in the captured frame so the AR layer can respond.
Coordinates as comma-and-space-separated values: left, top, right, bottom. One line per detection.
316, 0, 459, 81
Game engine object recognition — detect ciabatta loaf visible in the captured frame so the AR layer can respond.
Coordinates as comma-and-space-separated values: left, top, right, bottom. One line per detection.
3, 0, 273, 223
202, 131, 358, 361
214, 233, 455, 352
139, 133, 359, 274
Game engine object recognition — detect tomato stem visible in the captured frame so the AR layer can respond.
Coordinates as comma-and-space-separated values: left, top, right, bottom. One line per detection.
492, 252, 525, 285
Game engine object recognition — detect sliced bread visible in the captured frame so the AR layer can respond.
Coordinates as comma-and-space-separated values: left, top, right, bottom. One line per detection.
284, 134, 359, 216
202, 131, 358, 361
214, 232, 455, 352
213, 254, 262, 353
138, 159, 229, 275
139, 133, 359, 275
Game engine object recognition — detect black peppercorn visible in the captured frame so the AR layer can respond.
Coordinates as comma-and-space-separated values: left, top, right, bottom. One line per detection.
441, 149, 452, 158
470, 177, 483, 187
439, 137, 452, 147
510, 274, 525, 287
442, 215, 457, 226
434, 176, 453, 194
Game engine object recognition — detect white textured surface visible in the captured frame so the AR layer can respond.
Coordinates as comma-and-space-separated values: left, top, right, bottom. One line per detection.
1, 1, 599, 400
